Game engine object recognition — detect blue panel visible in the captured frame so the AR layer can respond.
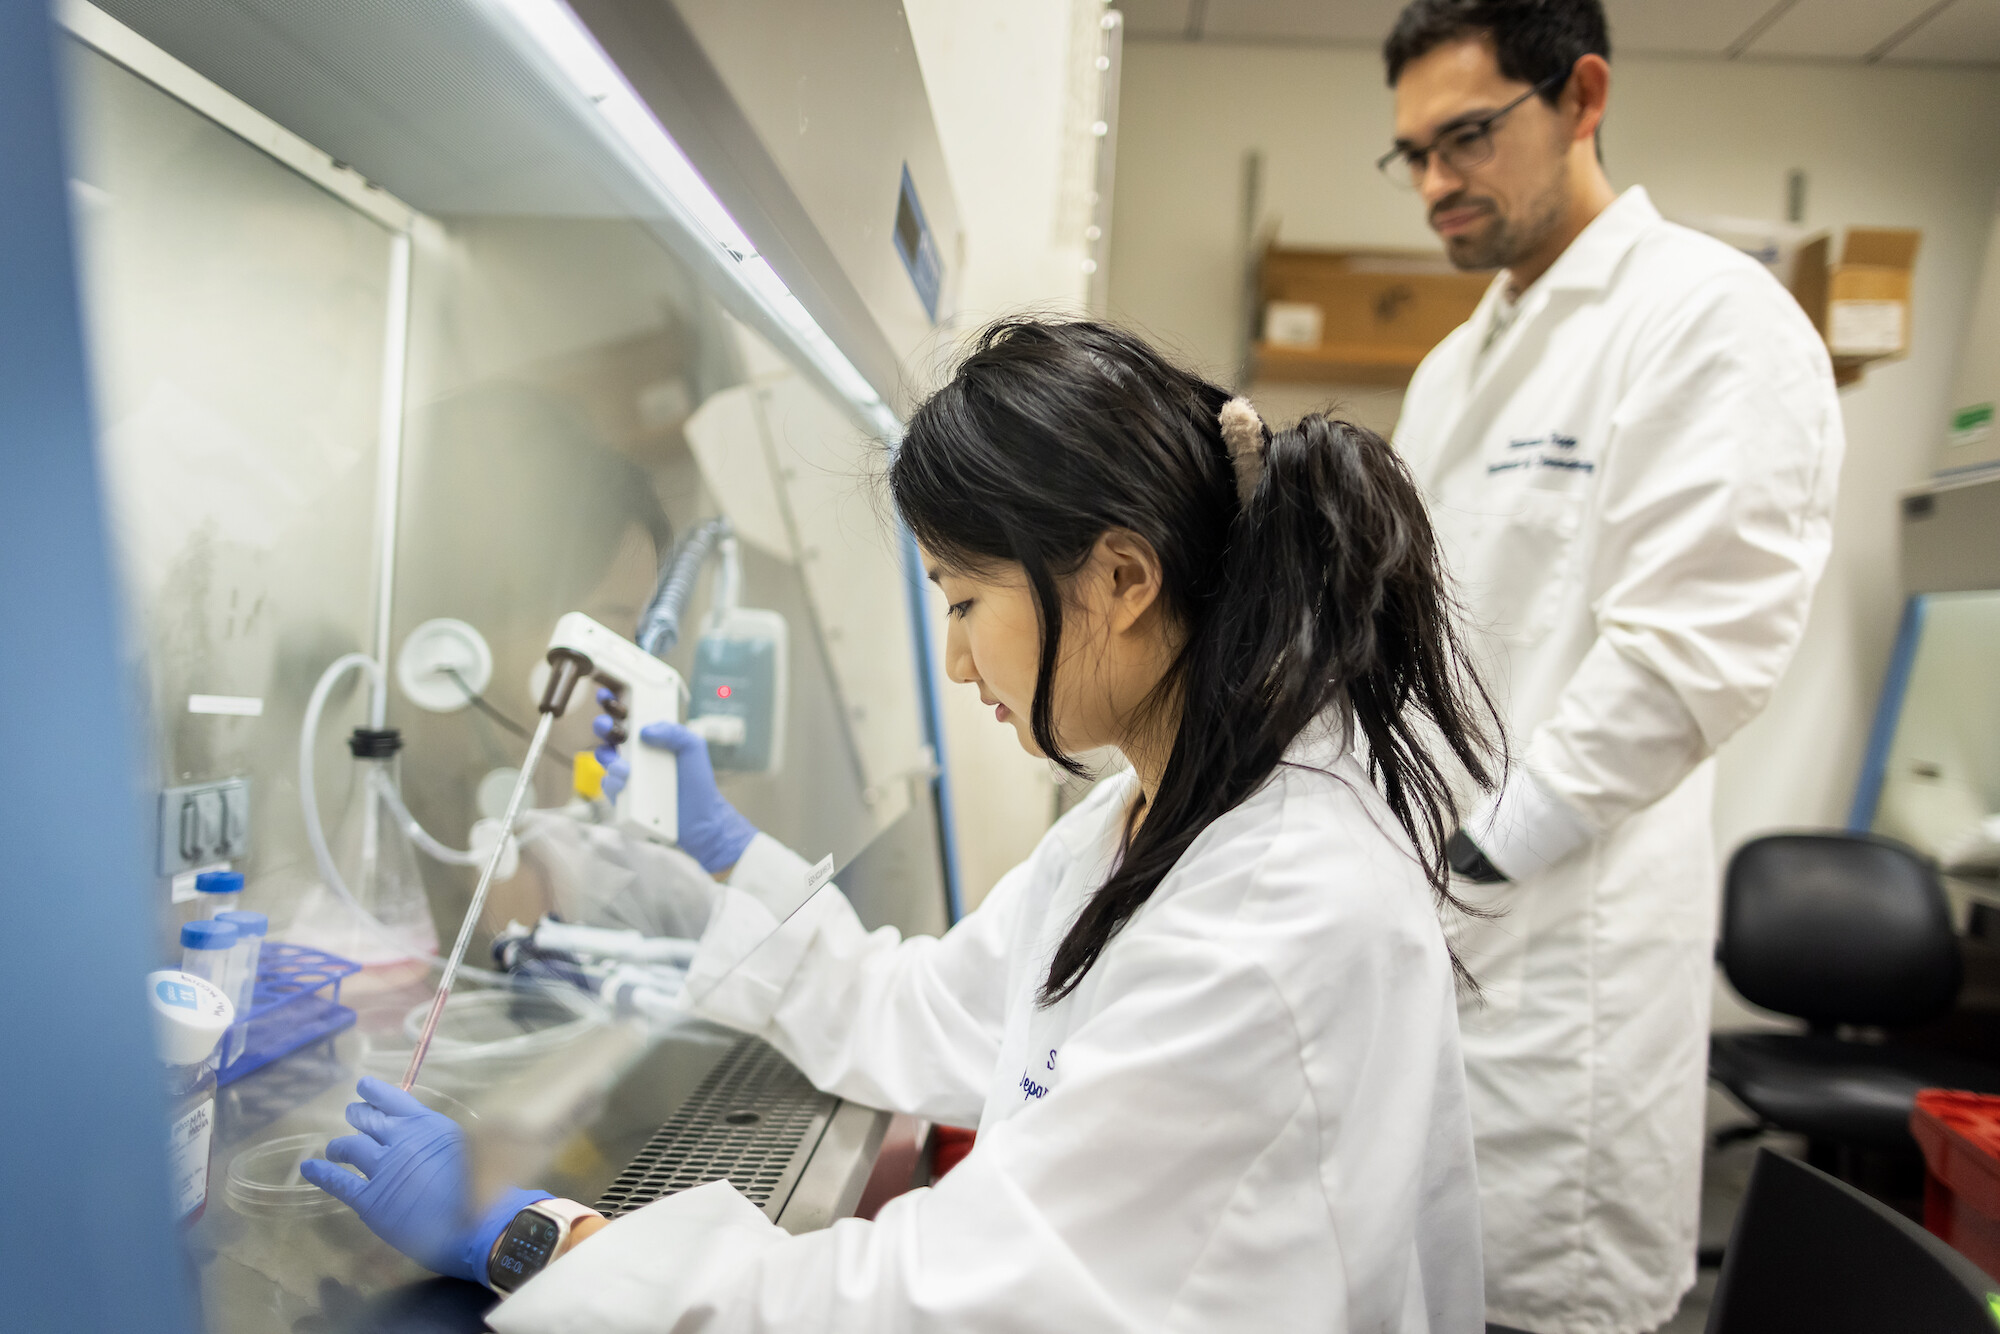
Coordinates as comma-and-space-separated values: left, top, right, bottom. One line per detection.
901, 527, 963, 921
0, 9, 195, 1331
1848, 595, 1928, 832
892, 164, 943, 325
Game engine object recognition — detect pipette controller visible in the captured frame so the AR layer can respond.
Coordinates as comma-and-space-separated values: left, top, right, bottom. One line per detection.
547, 612, 689, 844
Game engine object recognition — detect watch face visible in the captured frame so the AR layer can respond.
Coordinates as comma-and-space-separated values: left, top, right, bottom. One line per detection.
492, 1210, 563, 1289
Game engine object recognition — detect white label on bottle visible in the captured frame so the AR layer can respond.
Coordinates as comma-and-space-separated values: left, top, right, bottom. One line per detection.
168, 1096, 214, 1220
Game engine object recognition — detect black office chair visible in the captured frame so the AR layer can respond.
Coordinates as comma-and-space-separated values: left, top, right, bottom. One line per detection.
1710, 832, 2000, 1165
1707, 1148, 1998, 1332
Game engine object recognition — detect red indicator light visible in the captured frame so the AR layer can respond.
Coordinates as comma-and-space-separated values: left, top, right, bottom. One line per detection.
716, 685, 732, 699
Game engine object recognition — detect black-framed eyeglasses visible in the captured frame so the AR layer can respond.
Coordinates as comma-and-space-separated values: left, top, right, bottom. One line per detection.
1376, 73, 1565, 191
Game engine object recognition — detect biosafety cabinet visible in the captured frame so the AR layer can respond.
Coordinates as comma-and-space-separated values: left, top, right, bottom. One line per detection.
48, 1, 965, 1328
1860, 474, 2000, 923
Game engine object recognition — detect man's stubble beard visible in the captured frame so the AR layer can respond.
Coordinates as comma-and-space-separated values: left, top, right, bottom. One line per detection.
1444, 168, 1570, 274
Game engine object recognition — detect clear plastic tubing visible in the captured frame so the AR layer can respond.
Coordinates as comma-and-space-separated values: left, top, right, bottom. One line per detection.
195, 868, 245, 918
214, 910, 267, 1064
179, 918, 240, 992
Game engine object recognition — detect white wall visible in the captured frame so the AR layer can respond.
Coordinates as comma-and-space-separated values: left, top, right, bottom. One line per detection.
1109, 40, 2000, 1019
902, 0, 1103, 908
1945, 204, 2000, 476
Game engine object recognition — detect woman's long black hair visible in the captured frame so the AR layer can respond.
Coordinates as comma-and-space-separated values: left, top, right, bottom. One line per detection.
890, 319, 1501, 1001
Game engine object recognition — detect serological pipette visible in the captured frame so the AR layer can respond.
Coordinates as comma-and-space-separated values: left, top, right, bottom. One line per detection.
401, 645, 593, 1090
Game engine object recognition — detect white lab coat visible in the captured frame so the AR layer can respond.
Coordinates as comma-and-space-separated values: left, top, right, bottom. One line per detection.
489, 723, 1484, 1333
1392, 187, 1843, 1334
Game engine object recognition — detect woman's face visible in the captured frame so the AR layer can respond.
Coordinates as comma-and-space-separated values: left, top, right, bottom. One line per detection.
920, 532, 1175, 762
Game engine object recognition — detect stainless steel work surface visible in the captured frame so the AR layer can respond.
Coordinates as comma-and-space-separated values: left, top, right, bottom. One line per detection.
184, 977, 886, 1333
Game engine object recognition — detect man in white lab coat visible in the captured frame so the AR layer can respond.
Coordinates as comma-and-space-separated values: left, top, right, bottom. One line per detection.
1379, 3, 1843, 1332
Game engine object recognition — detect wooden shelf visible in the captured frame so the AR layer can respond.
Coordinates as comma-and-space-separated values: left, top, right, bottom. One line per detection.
1250, 340, 1435, 387
1254, 243, 1487, 387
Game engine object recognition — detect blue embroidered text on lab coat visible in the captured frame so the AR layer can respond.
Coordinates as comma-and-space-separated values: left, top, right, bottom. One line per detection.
1019, 1049, 1057, 1099
1489, 431, 1594, 475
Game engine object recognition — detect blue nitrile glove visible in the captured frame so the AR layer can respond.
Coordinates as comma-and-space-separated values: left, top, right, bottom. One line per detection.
299, 1077, 551, 1284
594, 689, 757, 874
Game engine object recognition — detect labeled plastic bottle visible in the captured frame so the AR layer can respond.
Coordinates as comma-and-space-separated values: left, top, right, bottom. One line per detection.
180, 919, 239, 992
195, 868, 244, 918
214, 910, 267, 1067
147, 970, 234, 1226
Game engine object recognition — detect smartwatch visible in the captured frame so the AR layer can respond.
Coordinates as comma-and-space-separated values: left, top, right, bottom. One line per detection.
486, 1198, 602, 1294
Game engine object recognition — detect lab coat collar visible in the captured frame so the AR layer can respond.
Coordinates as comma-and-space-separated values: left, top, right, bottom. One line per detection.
1051, 712, 1354, 859
1053, 767, 1136, 858
1520, 184, 1660, 295
1283, 707, 1354, 770
1449, 186, 1659, 406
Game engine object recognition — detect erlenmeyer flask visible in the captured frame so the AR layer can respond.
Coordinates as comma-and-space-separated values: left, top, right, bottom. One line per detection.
289, 728, 439, 966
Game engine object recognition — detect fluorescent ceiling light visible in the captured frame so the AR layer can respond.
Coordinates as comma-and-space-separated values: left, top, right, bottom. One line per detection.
487, 0, 900, 439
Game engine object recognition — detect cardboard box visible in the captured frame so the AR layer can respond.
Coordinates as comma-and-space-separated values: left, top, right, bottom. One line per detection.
1262, 300, 1324, 348
1676, 214, 1824, 296
1253, 245, 1489, 385
1828, 228, 1920, 359
1679, 218, 1920, 389
1789, 228, 1921, 385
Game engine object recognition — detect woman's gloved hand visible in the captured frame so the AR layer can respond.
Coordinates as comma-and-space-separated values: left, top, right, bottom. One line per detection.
300, 1077, 550, 1284
594, 689, 757, 875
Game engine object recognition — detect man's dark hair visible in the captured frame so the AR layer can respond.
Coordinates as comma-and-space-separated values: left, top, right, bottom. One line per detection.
1384, 0, 1609, 99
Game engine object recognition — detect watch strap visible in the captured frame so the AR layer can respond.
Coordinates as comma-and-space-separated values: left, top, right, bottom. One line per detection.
537, 1197, 603, 1233
486, 1196, 601, 1293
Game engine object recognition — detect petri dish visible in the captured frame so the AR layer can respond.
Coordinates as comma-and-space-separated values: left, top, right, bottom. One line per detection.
398, 987, 600, 1063
411, 1084, 477, 1123
226, 1132, 352, 1218
224, 1086, 477, 1217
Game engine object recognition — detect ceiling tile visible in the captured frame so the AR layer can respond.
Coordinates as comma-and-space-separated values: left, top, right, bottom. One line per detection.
1120, 0, 1197, 41
1142, 0, 1998, 62
1745, 0, 1947, 58
1198, 0, 1406, 45
1599, 0, 1773, 56
1168, 0, 1764, 57
1879, 0, 2000, 62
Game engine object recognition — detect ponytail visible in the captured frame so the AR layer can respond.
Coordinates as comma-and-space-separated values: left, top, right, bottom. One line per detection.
890, 319, 1501, 1003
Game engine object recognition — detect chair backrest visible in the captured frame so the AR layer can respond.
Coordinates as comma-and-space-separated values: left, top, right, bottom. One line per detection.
1719, 831, 1959, 1027
1708, 1148, 2000, 1334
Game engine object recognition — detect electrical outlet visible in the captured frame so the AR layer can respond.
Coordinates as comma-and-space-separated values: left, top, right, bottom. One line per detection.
158, 778, 250, 875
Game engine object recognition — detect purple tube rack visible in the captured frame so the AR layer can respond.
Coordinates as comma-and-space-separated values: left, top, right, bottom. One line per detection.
216, 942, 361, 1087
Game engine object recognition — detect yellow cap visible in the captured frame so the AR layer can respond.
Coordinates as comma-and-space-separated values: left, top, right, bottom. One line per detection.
572, 749, 606, 801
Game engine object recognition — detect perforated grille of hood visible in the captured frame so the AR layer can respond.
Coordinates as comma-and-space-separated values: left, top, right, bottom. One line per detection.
596, 1036, 837, 1221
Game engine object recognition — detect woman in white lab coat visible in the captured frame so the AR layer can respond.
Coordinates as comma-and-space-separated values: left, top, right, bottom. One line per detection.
310, 319, 1500, 1332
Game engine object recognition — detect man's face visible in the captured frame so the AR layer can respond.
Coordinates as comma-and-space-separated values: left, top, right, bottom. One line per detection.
1391, 37, 1571, 273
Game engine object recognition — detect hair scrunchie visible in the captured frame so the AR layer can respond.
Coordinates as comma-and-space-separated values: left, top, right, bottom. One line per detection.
1218, 397, 1267, 507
